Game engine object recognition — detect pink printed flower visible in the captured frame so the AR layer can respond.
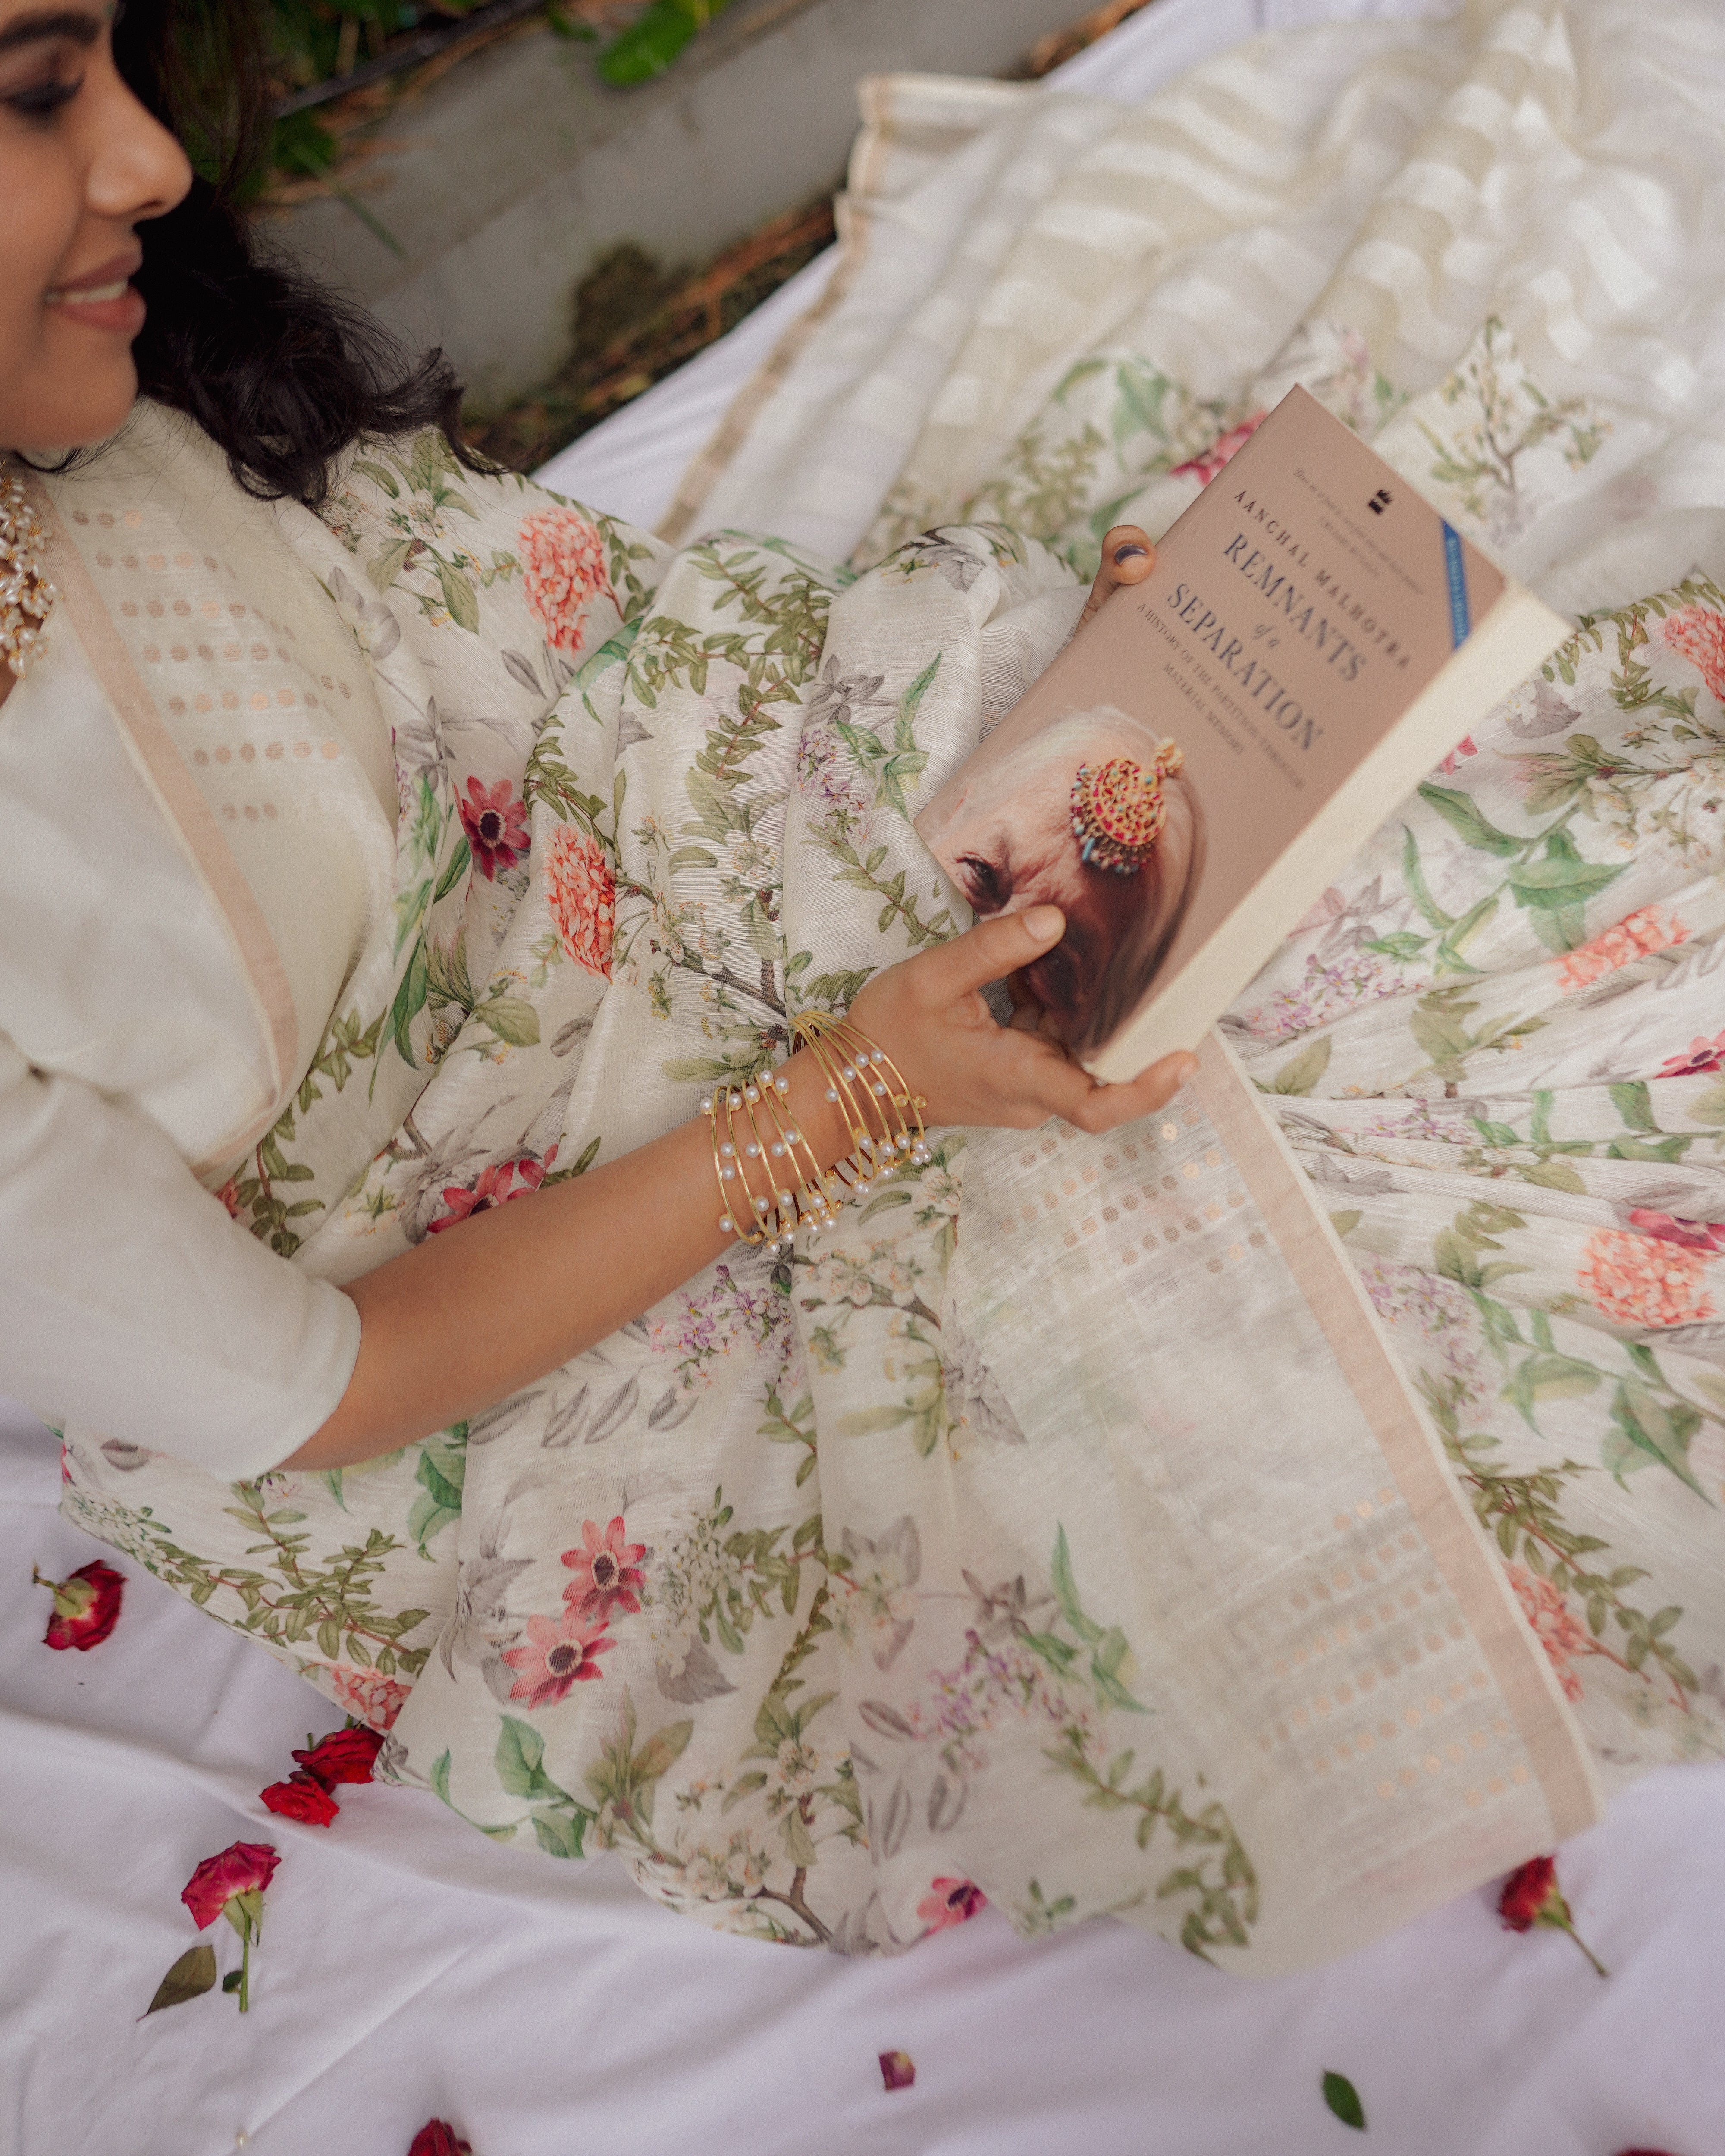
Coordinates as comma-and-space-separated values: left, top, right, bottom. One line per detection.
1172, 411, 1266, 487
561, 1516, 647, 1623
1437, 734, 1479, 776
1506, 1566, 1588, 1703
1658, 1028, 1725, 1078
1627, 1208, 1725, 1255
518, 507, 613, 655
427, 1158, 543, 1235
181, 1841, 280, 1930
1555, 905, 1688, 993
458, 775, 530, 879
544, 825, 615, 976
1660, 603, 1725, 700
1577, 1227, 1715, 1330
215, 1175, 244, 1219
329, 1663, 411, 1732
916, 1877, 986, 1933
501, 1609, 615, 1709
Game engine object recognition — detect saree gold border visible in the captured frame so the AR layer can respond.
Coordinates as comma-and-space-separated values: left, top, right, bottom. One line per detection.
1194, 1029, 1601, 1844
22, 471, 300, 1176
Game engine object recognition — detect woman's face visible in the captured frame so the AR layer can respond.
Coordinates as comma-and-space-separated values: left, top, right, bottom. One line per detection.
0, 3, 190, 452
932, 781, 1129, 1040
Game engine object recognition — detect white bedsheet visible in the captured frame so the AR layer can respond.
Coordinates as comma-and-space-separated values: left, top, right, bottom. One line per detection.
10, 2, 1725, 2149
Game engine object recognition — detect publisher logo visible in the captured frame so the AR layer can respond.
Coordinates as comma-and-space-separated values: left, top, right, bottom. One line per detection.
1367, 487, 1392, 516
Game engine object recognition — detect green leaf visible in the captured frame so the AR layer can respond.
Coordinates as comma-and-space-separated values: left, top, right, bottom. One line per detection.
389, 939, 430, 1065
144, 1944, 216, 2016
430, 1750, 453, 1806
221, 1969, 244, 1994
1610, 1383, 1706, 1498
432, 837, 472, 904
434, 560, 480, 634
666, 846, 718, 871
1328, 1210, 1362, 1240
1686, 1076, 1725, 1127
367, 537, 413, 591
895, 652, 941, 753
495, 1715, 554, 1800
351, 457, 401, 499
1609, 1081, 1656, 1132
1321, 2070, 1367, 2131
1516, 1158, 1587, 1193
531, 1807, 588, 1860
1050, 1525, 1104, 1644
1433, 893, 1498, 975
632, 1718, 695, 1785
834, 1404, 913, 1437
1417, 783, 1523, 856
1271, 1036, 1332, 1097
1506, 856, 1626, 910
1362, 931, 1428, 963
597, 0, 725, 85
480, 995, 541, 1048
1401, 825, 1454, 930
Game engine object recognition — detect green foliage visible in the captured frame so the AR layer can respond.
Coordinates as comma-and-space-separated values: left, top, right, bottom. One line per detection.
1321, 2071, 1367, 2131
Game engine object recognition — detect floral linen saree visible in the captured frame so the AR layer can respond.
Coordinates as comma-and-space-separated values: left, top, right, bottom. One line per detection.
42, 0, 1725, 1974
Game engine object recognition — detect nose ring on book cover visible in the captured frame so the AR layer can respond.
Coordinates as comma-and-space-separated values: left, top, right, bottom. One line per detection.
1069, 741, 1184, 875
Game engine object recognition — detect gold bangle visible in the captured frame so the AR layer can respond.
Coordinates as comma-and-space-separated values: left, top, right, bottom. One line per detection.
701, 1084, 766, 1244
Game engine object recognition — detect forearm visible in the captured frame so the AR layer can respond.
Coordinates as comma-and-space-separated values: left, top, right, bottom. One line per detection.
284, 1052, 851, 1471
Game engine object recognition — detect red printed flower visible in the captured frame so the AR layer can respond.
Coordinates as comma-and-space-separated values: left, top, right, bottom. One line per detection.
518, 506, 613, 656
1437, 734, 1479, 776
261, 1770, 340, 1826
181, 1841, 280, 1930
1498, 1855, 1606, 1975
1628, 1208, 1725, 1255
916, 1877, 986, 1933
1658, 1028, 1725, 1078
293, 1725, 385, 1786
428, 1158, 542, 1236
879, 2051, 916, 2092
458, 775, 530, 879
329, 1663, 411, 1732
561, 1516, 646, 1623
1661, 603, 1725, 700
407, 2126, 472, 2156
1172, 411, 1266, 487
33, 1558, 124, 1650
500, 1609, 615, 1709
1507, 1566, 1588, 1703
543, 825, 615, 976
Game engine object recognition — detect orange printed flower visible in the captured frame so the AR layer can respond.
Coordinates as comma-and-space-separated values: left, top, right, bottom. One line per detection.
544, 825, 615, 976
518, 507, 613, 655
1506, 1565, 1587, 1702
1660, 603, 1725, 700
329, 1663, 411, 1731
1577, 1227, 1714, 1330
1172, 411, 1266, 488
1555, 905, 1687, 992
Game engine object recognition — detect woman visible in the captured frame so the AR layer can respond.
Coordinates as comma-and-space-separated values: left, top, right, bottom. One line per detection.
919, 705, 1205, 1058
0, 1, 1192, 1482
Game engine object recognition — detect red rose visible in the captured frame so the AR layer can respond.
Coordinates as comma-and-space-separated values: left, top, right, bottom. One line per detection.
407, 2124, 472, 2156
181, 1841, 281, 1930
261, 1770, 341, 1826
33, 1559, 124, 1650
292, 1725, 385, 1787
1497, 1855, 1606, 1976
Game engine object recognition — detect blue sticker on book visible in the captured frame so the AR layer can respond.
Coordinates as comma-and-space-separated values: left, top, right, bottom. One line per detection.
1441, 521, 1471, 646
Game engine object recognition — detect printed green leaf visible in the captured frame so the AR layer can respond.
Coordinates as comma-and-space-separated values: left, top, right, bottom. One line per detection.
351, 457, 401, 499
1050, 1525, 1105, 1644
1417, 782, 1523, 856
632, 1718, 695, 1785
1362, 932, 1428, 963
432, 837, 472, 904
480, 995, 542, 1048
1609, 1080, 1656, 1132
389, 939, 430, 1064
433, 561, 480, 634
1271, 1036, 1332, 1096
495, 1714, 558, 1800
531, 1808, 587, 1860
1328, 1210, 1362, 1240
367, 537, 413, 591
1506, 856, 1625, 909
666, 846, 718, 871
1516, 1158, 1586, 1193
895, 652, 941, 752
1321, 2070, 1367, 2130
1687, 1077, 1725, 1127
1610, 1383, 1706, 1498
1401, 825, 1454, 931
144, 1945, 216, 2016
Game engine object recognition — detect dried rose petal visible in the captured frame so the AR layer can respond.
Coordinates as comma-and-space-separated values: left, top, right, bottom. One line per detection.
261, 1771, 341, 1826
34, 1560, 124, 1650
879, 2050, 916, 2092
291, 1726, 385, 1787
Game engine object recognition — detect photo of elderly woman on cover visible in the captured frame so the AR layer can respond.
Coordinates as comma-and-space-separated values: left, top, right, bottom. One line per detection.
5, 0, 1725, 2003
917, 704, 1204, 1060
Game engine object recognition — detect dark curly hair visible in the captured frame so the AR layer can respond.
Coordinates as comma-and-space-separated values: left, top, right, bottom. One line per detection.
110, 0, 478, 507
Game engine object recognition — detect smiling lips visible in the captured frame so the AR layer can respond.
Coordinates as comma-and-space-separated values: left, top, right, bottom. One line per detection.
43, 252, 146, 334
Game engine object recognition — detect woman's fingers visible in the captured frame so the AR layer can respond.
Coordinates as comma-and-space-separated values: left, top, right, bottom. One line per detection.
914, 906, 1069, 1004
1019, 1042, 1198, 1133
1079, 525, 1157, 631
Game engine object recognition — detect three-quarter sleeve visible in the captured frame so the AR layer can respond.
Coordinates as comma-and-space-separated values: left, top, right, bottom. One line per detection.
0, 1035, 361, 1478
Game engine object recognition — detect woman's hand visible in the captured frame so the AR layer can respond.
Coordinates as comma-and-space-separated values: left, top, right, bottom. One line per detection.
849, 907, 1195, 1135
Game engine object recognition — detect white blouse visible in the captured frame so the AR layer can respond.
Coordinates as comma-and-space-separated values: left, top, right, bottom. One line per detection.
0, 410, 401, 1477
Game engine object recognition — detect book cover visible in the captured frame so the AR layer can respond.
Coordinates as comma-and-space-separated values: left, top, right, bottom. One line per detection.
915, 387, 1571, 1080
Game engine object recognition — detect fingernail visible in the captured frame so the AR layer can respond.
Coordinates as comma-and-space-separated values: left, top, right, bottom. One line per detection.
1113, 543, 1148, 565
1024, 905, 1064, 941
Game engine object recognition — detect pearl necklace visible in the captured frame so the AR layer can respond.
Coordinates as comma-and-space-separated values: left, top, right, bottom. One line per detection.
0, 471, 56, 681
